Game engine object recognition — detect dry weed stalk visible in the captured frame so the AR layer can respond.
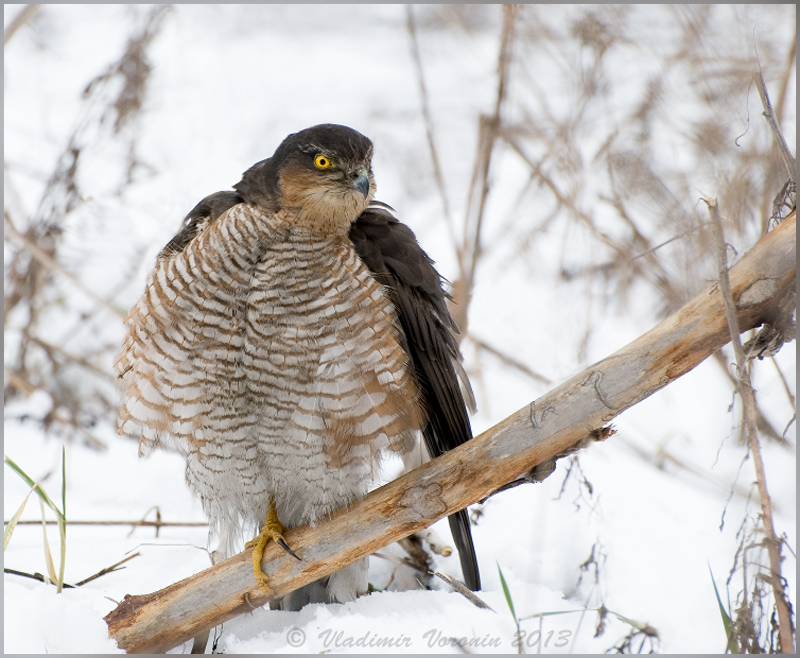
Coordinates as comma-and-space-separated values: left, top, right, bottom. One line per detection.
4, 6, 169, 445
8, 520, 206, 530
700, 67, 796, 652
405, 5, 457, 247
3, 4, 40, 45
452, 4, 517, 338
706, 196, 794, 652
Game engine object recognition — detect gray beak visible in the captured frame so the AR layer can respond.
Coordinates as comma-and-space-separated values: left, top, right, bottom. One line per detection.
352, 174, 370, 199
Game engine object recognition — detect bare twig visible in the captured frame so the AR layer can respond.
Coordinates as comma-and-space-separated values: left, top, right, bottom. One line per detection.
755, 72, 796, 183
711, 350, 789, 445
6, 520, 207, 529
4, 554, 141, 588
503, 133, 677, 305
126, 506, 208, 538
3, 567, 74, 588
770, 356, 796, 412
47, 409, 109, 451
617, 436, 759, 503
74, 552, 140, 587
467, 334, 553, 386
4, 212, 125, 319
774, 32, 796, 130
453, 4, 517, 335
3, 4, 40, 46
405, 5, 457, 247
25, 333, 116, 382
432, 570, 493, 610
84, 5, 171, 134
3, 367, 36, 397
704, 196, 795, 653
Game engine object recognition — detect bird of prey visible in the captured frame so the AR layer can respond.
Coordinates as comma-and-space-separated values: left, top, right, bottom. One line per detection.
115, 123, 480, 613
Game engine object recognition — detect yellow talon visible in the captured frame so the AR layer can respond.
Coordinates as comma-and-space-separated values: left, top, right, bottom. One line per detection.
245, 498, 299, 595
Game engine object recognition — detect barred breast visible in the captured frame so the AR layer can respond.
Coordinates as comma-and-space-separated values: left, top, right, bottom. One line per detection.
115, 203, 423, 548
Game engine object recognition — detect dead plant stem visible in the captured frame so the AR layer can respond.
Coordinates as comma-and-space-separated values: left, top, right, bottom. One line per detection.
457, 4, 516, 334
25, 332, 115, 381
405, 6, 457, 248
704, 196, 794, 653
4, 211, 125, 319
467, 334, 552, 386
3, 4, 40, 46
774, 32, 796, 135
6, 520, 207, 528
755, 72, 796, 182
770, 357, 796, 412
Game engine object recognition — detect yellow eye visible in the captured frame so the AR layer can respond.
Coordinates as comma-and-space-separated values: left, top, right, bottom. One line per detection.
314, 154, 333, 169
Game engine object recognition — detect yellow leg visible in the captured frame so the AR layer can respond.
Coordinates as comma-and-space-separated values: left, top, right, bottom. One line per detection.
245, 498, 299, 595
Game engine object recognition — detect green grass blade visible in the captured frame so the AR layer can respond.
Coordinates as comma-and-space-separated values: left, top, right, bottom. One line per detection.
5, 455, 37, 488
497, 562, 517, 621
4, 457, 63, 522
61, 446, 67, 520
57, 446, 67, 593
6, 454, 69, 592
709, 564, 740, 654
497, 563, 524, 654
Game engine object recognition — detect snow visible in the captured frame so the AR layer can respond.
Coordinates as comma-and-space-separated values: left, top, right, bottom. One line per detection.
4, 4, 796, 654
4, 580, 122, 654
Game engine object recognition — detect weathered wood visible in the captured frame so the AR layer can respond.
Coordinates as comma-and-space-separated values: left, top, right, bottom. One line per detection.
106, 214, 795, 654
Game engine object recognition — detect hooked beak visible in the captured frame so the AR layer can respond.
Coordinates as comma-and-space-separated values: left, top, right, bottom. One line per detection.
352, 173, 370, 199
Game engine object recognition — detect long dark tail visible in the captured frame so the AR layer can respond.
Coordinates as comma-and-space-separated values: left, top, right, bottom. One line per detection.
448, 508, 481, 590
349, 208, 482, 592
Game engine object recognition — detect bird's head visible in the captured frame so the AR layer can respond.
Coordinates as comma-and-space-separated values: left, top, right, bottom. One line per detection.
235, 124, 376, 237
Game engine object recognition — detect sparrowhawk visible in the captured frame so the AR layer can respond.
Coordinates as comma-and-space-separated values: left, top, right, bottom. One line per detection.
115, 123, 480, 613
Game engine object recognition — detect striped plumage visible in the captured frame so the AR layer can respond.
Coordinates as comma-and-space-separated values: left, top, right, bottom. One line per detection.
115, 124, 479, 611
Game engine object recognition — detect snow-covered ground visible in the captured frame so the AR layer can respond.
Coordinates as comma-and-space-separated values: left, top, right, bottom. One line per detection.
4, 5, 795, 654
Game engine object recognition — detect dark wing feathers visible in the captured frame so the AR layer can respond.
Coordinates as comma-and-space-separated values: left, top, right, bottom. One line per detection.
350, 206, 481, 592
159, 191, 243, 257
350, 209, 471, 450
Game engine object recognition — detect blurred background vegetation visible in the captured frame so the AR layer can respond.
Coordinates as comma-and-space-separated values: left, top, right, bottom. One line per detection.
4, 4, 795, 652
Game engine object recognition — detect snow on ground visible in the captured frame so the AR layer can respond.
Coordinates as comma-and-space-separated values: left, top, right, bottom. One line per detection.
4, 4, 796, 654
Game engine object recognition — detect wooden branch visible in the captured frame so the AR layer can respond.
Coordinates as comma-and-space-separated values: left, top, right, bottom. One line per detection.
105, 213, 795, 654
